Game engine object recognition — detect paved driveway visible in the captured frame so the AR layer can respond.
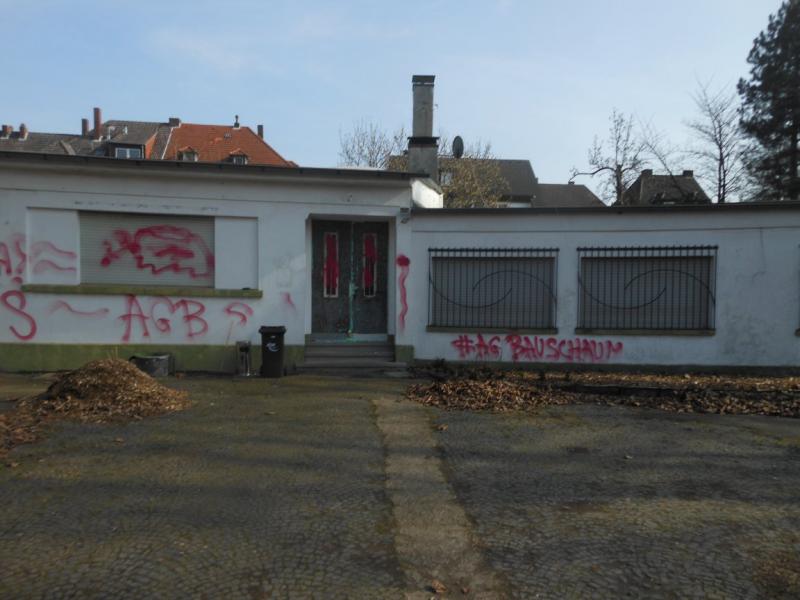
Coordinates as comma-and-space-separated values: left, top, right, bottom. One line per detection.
1, 374, 798, 599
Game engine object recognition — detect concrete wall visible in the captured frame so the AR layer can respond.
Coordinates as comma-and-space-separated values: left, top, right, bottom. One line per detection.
399, 209, 800, 368
0, 160, 417, 371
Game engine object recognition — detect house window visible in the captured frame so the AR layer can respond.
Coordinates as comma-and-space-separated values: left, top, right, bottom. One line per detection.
439, 170, 453, 186
178, 150, 198, 162
231, 154, 248, 165
323, 232, 339, 297
428, 248, 558, 329
79, 212, 215, 288
577, 246, 717, 332
363, 233, 378, 297
114, 146, 143, 159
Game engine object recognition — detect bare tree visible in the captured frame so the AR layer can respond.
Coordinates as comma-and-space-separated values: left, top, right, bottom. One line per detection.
338, 120, 406, 169
389, 131, 508, 208
686, 82, 747, 203
639, 119, 704, 203
571, 109, 648, 205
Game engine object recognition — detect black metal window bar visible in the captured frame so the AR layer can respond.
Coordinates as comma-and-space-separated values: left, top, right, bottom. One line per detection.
428, 248, 558, 329
577, 245, 717, 331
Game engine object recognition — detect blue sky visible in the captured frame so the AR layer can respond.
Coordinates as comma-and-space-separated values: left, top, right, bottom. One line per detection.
0, 0, 781, 195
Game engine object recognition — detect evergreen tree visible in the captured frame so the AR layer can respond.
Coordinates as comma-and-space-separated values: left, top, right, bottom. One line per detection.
738, 0, 800, 201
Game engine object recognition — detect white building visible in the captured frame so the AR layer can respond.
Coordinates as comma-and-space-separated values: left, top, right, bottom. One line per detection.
1, 75, 800, 372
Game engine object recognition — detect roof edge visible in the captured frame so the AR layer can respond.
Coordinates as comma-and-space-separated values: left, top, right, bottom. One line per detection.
412, 202, 800, 215
0, 150, 425, 183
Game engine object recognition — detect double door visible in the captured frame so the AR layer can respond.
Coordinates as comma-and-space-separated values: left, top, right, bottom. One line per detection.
311, 220, 388, 335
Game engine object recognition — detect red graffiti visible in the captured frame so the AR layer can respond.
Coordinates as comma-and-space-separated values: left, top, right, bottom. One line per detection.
49, 300, 109, 318
1, 234, 77, 279
396, 254, 410, 332
281, 292, 296, 312
451, 333, 501, 359
363, 233, 377, 291
451, 334, 624, 363
224, 301, 254, 326
323, 232, 339, 296
0, 234, 26, 277
119, 295, 209, 342
33, 259, 77, 274
100, 225, 215, 281
1, 290, 37, 341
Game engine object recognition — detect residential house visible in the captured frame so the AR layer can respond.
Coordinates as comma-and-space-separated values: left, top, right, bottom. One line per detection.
0, 109, 293, 166
621, 169, 711, 206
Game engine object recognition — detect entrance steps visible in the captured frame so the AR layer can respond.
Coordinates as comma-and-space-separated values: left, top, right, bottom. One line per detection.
298, 341, 407, 374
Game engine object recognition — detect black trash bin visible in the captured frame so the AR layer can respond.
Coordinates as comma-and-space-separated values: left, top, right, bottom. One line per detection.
259, 326, 287, 378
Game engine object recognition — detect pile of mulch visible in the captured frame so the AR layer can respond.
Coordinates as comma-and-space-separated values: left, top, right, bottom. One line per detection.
407, 365, 800, 418
1, 359, 189, 461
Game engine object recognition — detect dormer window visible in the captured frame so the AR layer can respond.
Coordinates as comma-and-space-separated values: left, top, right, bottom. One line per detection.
178, 150, 198, 162
230, 153, 248, 165
113, 146, 143, 159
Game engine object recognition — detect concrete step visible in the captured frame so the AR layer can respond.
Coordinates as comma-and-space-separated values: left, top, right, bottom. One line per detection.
297, 358, 407, 370
304, 343, 395, 361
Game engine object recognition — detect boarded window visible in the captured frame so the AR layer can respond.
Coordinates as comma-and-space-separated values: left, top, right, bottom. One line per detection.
363, 233, 378, 297
323, 232, 339, 297
80, 212, 215, 287
428, 248, 558, 329
577, 246, 717, 331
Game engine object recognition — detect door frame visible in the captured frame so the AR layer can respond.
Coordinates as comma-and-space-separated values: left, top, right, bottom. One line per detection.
305, 215, 396, 340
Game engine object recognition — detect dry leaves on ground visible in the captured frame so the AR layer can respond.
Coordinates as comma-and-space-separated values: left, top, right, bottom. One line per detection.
1, 359, 189, 460
407, 365, 800, 418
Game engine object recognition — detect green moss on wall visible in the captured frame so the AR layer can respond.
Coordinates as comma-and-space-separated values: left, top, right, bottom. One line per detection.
0, 343, 304, 373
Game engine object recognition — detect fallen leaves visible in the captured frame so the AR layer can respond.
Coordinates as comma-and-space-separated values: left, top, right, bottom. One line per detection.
407, 366, 800, 418
1, 359, 190, 460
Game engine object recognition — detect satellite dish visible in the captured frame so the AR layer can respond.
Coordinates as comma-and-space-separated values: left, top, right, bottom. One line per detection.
452, 135, 464, 159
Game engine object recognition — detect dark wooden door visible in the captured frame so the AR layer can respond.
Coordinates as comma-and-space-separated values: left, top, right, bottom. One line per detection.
311, 220, 388, 334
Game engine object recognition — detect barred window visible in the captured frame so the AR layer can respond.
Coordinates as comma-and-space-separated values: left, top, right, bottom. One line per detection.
577, 246, 717, 331
428, 248, 558, 330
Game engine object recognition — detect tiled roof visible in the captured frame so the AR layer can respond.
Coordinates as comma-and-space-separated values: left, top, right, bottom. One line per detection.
163, 124, 292, 166
622, 171, 711, 205
533, 183, 604, 207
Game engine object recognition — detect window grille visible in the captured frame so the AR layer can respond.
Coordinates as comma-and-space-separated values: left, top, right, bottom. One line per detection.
577, 246, 717, 331
428, 248, 558, 329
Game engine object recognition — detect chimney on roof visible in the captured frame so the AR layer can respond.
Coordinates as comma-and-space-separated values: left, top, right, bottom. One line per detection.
642, 169, 653, 177
407, 75, 439, 182
18, 123, 28, 140
81, 118, 89, 137
257, 124, 264, 139
0, 125, 11, 138
234, 115, 240, 129
93, 107, 103, 140
168, 117, 181, 127
682, 169, 694, 177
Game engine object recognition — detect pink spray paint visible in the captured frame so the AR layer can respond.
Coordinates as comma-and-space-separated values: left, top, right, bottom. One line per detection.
396, 254, 410, 332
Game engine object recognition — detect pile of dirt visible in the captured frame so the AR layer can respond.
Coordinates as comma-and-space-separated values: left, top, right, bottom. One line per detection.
1, 359, 189, 460
407, 366, 800, 418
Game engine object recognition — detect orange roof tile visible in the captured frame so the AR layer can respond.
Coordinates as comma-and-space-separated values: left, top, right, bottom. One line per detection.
163, 123, 292, 166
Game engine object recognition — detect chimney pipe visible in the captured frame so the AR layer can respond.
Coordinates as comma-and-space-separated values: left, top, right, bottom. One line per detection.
642, 169, 653, 177
19, 123, 28, 140
81, 118, 89, 137
257, 124, 264, 139
93, 107, 103, 140
407, 75, 439, 182
682, 170, 694, 177
168, 117, 181, 127
0, 125, 11, 138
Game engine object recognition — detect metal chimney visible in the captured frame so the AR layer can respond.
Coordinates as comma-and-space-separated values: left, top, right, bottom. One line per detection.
81, 118, 89, 137
407, 75, 439, 181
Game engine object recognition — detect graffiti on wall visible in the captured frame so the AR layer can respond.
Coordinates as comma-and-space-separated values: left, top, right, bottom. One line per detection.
100, 225, 215, 280
396, 254, 410, 332
451, 333, 624, 363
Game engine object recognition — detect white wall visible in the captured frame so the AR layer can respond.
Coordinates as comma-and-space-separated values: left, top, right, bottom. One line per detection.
400, 209, 800, 368
0, 162, 416, 353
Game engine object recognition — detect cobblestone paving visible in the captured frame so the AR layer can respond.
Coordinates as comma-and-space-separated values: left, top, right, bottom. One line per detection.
433, 404, 800, 599
0, 376, 406, 599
